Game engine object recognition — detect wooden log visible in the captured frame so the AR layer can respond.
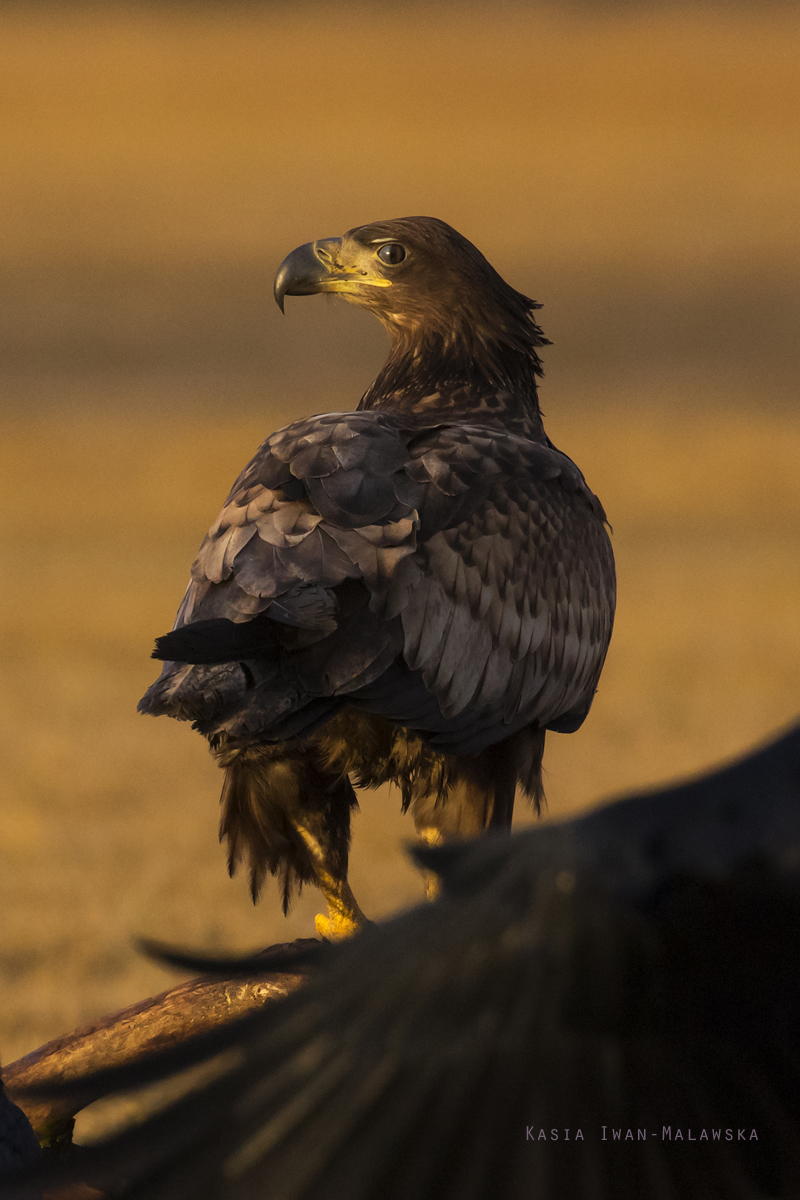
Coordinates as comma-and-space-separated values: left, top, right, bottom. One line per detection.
2, 941, 313, 1149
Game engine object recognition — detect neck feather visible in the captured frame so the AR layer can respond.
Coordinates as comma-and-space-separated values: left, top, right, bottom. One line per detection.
359, 306, 550, 438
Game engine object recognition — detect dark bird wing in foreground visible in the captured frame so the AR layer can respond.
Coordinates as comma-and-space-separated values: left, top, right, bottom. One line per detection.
11, 722, 800, 1199
0, 1083, 40, 1177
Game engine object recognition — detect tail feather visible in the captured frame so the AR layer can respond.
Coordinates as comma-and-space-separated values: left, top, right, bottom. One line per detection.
153, 618, 273, 665
138, 660, 248, 722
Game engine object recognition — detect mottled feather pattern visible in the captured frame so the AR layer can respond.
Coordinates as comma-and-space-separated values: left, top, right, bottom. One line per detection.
182, 414, 419, 629
149, 412, 612, 743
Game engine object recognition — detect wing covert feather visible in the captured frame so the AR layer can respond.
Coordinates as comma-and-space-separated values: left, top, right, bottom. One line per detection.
180, 413, 422, 629
400, 440, 614, 729
165, 410, 613, 733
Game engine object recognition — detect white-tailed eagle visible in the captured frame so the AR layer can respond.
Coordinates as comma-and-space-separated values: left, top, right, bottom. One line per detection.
140, 217, 616, 937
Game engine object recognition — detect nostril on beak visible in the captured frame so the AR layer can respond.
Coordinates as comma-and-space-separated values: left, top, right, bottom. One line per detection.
313, 237, 344, 268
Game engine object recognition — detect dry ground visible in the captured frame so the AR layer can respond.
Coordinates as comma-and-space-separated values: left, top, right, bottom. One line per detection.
1, 2, 798, 1096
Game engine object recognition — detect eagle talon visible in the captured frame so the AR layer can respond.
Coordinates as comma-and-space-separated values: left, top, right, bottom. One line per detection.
417, 826, 443, 901
295, 823, 370, 941
314, 889, 372, 941
314, 909, 368, 942
422, 873, 441, 902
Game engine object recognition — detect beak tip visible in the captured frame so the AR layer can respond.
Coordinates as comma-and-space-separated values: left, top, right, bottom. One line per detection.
273, 264, 290, 314
273, 238, 342, 315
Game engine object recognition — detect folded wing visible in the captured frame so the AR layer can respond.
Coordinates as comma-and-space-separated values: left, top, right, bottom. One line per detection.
141, 411, 614, 747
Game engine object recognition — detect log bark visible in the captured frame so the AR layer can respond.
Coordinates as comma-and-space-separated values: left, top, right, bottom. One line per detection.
2, 941, 313, 1149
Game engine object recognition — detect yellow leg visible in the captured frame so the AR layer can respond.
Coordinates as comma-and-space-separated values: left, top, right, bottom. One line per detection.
417, 826, 443, 901
294, 824, 370, 941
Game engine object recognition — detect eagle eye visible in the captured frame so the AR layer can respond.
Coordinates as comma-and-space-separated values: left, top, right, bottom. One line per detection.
377, 243, 406, 265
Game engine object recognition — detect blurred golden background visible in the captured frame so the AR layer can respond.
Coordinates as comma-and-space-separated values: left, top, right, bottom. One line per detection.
1, 1, 799, 1076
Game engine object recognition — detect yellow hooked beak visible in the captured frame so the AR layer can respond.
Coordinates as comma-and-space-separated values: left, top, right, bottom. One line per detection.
273, 237, 392, 312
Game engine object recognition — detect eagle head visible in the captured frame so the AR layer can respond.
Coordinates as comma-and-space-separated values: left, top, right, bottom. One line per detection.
276, 216, 547, 349
275, 217, 551, 404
